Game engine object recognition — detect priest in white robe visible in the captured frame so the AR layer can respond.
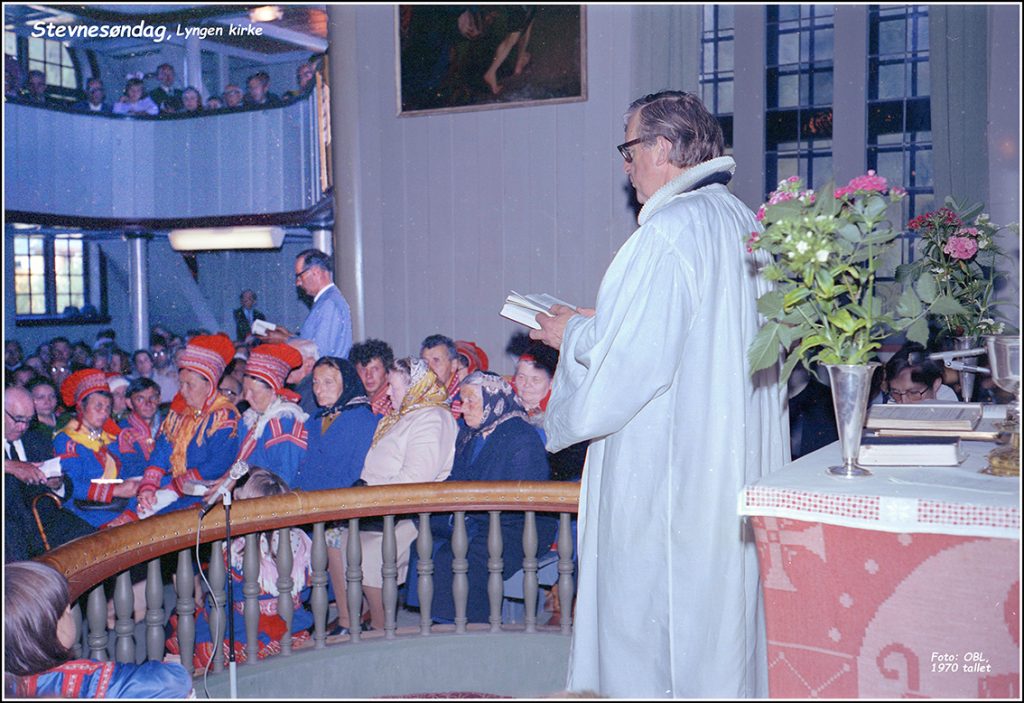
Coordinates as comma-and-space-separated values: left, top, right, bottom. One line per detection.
534, 91, 789, 698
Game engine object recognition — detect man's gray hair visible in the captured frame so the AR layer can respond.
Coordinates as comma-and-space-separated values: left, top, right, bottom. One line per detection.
623, 91, 724, 169
287, 337, 318, 361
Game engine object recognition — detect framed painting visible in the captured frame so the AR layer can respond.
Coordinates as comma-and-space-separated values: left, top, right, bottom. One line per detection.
396, 5, 587, 116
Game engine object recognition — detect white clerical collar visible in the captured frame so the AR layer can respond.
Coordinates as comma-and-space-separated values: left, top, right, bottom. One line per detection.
637, 156, 737, 226
313, 282, 336, 304
89, 103, 104, 111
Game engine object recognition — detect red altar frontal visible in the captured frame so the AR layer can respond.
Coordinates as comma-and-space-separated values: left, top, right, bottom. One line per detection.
740, 425, 1020, 699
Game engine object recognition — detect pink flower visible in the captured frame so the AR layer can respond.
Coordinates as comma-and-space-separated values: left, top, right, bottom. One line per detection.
956, 227, 980, 238
943, 236, 979, 260
835, 170, 890, 198
746, 231, 761, 252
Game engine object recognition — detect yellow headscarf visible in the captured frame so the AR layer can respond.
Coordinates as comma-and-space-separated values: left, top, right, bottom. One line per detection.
371, 358, 448, 447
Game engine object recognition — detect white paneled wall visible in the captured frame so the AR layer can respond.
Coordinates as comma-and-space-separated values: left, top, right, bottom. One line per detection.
332, 5, 639, 373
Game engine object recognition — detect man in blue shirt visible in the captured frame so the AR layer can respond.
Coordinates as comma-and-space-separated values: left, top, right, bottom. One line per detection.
266, 249, 352, 359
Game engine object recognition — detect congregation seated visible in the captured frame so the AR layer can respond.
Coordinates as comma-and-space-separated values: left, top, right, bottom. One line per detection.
454, 339, 489, 383
884, 342, 959, 404
149, 63, 183, 114
228, 343, 308, 487
52, 370, 144, 529
4, 386, 94, 563
293, 356, 378, 492
112, 77, 159, 116
420, 334, 462, 412
166, 468, 313, 670
115, 378, 164, 480
422, 371, 556, 624
328, 357, 457, 634
285, 337, 321, 417
26, 376, 68, 440
349, 338, 395, 417
4, 561, 192, 698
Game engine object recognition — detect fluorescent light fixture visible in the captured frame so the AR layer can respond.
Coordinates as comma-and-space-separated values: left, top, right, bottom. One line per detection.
168, 226, 285, 251
249, 5, 283, 23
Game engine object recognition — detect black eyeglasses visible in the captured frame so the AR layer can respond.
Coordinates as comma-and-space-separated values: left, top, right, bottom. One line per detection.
295, 266, 314, 282
5, 410, 33, 425
616, 137, 647, 163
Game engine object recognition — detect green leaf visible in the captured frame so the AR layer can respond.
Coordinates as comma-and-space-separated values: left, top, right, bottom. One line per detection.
757, 290, 785, 318
864, 194, 888, 219
779, 351, 803, 385
829, 308, 858, 333
915, 272, 938, 304
928, 295, 969, 316
905, 316, 929, 346
837, 223, 862, 243
748, 322, 782, 374
896, 289, 923, 318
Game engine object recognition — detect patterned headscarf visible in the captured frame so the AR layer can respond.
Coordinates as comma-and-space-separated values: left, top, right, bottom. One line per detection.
314, 357, 369, 419
455, 371, 529, 454
371, 358, 448, 446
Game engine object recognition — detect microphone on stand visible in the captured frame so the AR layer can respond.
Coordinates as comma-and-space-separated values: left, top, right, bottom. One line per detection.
199, 460, 250, 518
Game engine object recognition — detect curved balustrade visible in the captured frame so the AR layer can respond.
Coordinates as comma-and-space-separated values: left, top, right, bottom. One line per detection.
4, 89, 327, 225
37, 481, 580, 697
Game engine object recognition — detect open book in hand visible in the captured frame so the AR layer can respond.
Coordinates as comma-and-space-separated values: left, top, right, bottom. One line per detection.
500, 291, 576, 330
250, 319, 277, 336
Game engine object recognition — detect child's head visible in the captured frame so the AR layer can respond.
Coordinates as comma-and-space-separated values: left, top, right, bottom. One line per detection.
234, 467, 288, 500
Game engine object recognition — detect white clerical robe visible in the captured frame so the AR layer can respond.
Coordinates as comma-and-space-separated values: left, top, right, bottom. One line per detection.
544, 156, 789, 698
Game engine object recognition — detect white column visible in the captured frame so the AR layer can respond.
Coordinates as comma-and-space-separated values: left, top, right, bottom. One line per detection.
327, 5, 365, 342
87, 242, 102, 309
311, 228, 333, 257
832, 5, 869, 183
127, 234, 150, 352
732, 5, 767, 210
184, 35, 204, 99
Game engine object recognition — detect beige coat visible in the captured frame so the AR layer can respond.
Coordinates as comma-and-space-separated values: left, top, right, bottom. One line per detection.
346, 405, 457, 587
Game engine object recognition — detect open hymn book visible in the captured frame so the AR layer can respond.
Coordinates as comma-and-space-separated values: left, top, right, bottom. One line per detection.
500, 291, 576, 330
250, 319, 277, 336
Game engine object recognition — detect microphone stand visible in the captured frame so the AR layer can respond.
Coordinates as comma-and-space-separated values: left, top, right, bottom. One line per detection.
205, 481, 239, 699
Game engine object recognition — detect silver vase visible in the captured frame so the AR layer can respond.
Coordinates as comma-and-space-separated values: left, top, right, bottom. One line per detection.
825, 362, 880, 478
953, 335, 979, 402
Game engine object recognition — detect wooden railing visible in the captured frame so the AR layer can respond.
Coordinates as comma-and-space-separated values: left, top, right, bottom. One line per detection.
38, 481, 580, 678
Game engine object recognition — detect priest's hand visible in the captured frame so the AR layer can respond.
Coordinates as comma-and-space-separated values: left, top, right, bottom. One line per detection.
262, 326, 292, 344
530, 304, 586, 350
5, 460, 46, 485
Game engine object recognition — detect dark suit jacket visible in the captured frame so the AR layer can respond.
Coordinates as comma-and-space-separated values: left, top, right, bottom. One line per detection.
233, 306, 266, 340
150, 86, 183, 112
71, 100, 113, 114
4, 428, 94, 562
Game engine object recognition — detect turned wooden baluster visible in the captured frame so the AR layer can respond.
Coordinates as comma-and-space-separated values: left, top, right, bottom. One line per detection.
416, 513, 433, 635
381, 515, 398, 640
310, 522, 329, 648
145, 559, 165, 661
522, 511, 539, 634
452, 511, 468, 634
276, 527, 294, 655
487, 511, 503, 632
113, 571, 134, 663
207, 540, 226, 672
243, 533, 260, 663
175, 549, 195, 676
86, 584, 107, 660
346, 518, 363, 642
557, 512, 575, 634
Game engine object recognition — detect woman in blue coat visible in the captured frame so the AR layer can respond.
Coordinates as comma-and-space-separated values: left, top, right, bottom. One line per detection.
428, 371, 555, 623
294, 356, 378, 492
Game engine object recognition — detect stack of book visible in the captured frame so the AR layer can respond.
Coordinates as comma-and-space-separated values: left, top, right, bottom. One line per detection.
858, 403, 983, 466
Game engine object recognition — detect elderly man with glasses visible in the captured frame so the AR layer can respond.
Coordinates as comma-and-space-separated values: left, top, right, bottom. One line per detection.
4, 386, 94, 562
531, 91, 787, 698
263, 249, 353, 360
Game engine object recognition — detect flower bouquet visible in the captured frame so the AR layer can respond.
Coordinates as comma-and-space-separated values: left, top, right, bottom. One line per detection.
746, 171, 945, 382
896, 198, 1016, 340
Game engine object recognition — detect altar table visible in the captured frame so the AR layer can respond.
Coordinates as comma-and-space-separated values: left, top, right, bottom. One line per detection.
739, 422, 1020, 699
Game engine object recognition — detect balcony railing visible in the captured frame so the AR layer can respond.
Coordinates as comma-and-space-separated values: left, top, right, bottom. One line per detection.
4, 90, 329, 226
37, 481, 580, 698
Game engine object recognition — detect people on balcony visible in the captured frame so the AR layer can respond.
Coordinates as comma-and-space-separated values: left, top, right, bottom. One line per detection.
425, 371, 554, 624
222, 83, 244, 110
349, 338, 395, 417
166, 468, 313, 670
52, 370, 144, 529
112, 77, 158, 116
180, 87, 203, 114
328, 357, 457, 634
71, 77, 112, 114
284, 62, 316, 101
294, 356, 377, 493
4, 561, 192, 698
149, 63, 183, 114
20, 69, 51, 105
230, 343, 308, 487
244, 70, 282, 108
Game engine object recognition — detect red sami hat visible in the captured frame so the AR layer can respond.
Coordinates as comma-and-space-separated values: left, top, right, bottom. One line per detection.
455, 340, 489, 376
61, 368, 110, 408
177, 334, 235, 389
246, 344, 302, 398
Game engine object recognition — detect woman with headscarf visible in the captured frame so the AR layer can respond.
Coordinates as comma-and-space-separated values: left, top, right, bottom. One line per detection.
426, 371, 554, 624
130, 334, 241, 517
293, 357, 379, 492
327, 357, 457, 635
52, 369, 143, 529
221, 344, 309, 488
